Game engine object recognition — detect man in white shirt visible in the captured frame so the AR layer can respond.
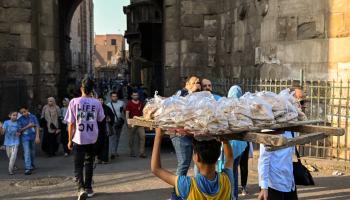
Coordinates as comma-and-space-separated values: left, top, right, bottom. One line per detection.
258, 131, 298, 200
107, 91, 125, 159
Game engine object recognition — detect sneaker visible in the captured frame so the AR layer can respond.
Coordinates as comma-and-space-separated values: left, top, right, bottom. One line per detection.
241, 187, 248, 196
64, 153, 69, 157
77, 189, 88, 200
110, 155, 116, 160
86, 188, 95, 198
129, 153, 136, 157
24, 170, 32, 175
9, 171, 14, 175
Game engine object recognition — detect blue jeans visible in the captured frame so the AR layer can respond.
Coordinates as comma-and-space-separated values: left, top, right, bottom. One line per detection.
109, 126, 122, 156
22, 140, 35, 171
171, 136, 193, 176
233, 156, 241, 199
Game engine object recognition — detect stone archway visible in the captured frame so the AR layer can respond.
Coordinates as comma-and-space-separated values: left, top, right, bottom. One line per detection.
58, 0, 85, 98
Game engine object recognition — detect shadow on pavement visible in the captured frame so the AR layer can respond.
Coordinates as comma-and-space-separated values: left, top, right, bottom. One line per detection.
241, 176, 350, 200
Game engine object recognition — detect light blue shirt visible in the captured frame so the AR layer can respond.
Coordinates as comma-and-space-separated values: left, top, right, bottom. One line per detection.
258, 131, 295, 192
2, 120, 20, 146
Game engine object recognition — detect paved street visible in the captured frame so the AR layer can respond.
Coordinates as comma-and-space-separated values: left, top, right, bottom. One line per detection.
1, 128, 350, 200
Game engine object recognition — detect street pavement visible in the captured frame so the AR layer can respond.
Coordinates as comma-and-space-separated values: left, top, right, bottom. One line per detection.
1, 127, 350, 200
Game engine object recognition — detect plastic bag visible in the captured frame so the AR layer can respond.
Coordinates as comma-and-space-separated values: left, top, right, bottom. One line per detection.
279, 89, 305, 121
183, 92, 227, 134
155, 95, 187, 128
143, 91, 164, 120
218, 97, 253, 129
240, 92, 274, 121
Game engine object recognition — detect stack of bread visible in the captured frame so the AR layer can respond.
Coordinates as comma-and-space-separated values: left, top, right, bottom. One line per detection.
141, 89, 307, 135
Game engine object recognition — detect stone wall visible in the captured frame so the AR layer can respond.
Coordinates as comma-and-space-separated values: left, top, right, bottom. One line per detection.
0, 0, 96, 114
0, 0, 60, 107
163, 0, 350, 96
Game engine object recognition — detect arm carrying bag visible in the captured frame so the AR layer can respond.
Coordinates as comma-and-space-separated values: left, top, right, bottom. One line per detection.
292, 132, 315, 186
110, 102, 124, 129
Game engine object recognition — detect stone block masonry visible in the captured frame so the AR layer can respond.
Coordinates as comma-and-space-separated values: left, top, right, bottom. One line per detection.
162, 0, 350, 96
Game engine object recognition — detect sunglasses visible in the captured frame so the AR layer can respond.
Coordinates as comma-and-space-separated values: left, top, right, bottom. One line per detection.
202, 84, 212, 87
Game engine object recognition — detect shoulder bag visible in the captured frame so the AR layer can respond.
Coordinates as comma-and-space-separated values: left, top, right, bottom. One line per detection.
292, 132, 315, 186
110, 102, 124, 129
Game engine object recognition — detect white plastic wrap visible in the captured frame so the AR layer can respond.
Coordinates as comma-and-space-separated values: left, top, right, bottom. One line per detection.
241, 92, 274, 121
142, 91, 164, 120
280, 89, 307, 121
182, 92, 228, 134
155, 95, 187, 128
218, 97, 253, 129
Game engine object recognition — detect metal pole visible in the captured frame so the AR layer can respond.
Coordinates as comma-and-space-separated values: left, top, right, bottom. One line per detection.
300, 69, 304, 88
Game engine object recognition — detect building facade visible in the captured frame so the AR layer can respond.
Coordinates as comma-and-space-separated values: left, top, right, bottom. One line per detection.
94, 34, 126, 80
125, 0, 350, 96
69, 0, 94, 84
124, 0, 164, 95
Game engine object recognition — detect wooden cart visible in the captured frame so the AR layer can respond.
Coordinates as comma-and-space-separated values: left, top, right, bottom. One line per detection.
128, 118, 344, 151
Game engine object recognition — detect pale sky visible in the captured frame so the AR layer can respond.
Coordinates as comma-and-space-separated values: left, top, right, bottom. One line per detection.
93, 0, 129, 35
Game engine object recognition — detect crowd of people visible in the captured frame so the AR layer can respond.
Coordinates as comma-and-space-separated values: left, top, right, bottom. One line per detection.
0, 75, 305, 200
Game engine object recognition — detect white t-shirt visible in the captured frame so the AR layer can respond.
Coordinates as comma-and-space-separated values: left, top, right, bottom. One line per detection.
107, 101, 125, 121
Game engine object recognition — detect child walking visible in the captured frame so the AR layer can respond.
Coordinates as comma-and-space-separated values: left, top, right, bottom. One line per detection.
0, 112, 21, 175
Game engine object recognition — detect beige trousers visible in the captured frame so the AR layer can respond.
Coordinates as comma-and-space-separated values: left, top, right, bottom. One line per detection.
127, 126, 145, 155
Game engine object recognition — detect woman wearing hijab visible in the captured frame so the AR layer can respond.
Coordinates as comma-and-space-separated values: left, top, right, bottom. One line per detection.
41, 97, 61, 157
219, 85, 249, 199
61, 98, 70, 157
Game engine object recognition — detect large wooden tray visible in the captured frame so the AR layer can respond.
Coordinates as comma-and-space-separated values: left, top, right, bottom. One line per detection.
128, 118, 345, 151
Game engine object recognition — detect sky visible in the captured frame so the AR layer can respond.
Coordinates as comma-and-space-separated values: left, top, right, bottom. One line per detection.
93, 0, 129, 35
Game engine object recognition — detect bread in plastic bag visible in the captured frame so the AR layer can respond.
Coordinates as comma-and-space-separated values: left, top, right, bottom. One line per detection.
143, 91, 164, 120
241, 92, 274, 121
218, 97, 253, 129
155, 95, 187, 128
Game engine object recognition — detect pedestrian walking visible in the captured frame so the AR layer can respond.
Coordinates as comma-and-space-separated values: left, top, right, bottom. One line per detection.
0, 112, 20, 175
107, 91, 125, 159
18, 106, 41, 175
41, 97, 61, 157
258, 131, 298, 200
65, 77, 105, 200
239, 142, 253, 195
218, 85, 248, 199
61, 98, 70, 156
96, 96, 114, 164
171, 76, 201, 177
126, 91, 146, 158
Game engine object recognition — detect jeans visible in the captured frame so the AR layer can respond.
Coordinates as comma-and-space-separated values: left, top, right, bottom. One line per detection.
109, 126, 122, 156
127, 126, 145, 155
22, 140, 36, 171
74, 144, 95, 190
6, 145, 18, 173
171, 136, 193, 176
233, 156, 241, 199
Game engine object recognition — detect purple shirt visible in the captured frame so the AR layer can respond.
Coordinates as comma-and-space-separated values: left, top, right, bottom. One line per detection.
64, 97, 105, 145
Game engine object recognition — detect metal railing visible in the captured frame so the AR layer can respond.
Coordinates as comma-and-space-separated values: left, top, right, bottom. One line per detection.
213, 78, 350, 161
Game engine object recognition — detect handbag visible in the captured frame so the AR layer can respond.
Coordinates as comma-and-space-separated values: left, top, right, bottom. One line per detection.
292, 132, 315, 186
110, 102, 124, 129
